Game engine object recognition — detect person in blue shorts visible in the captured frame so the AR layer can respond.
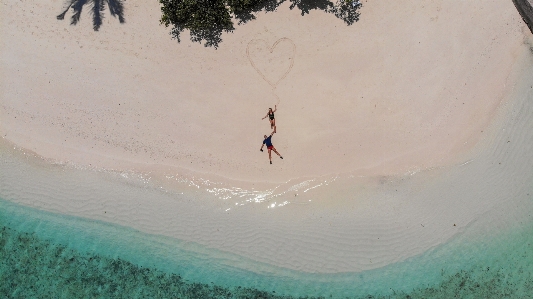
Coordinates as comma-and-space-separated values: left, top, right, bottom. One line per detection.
260, 131, 283, 164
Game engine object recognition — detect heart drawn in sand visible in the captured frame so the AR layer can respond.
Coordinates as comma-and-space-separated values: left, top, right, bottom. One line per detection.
246, 38, 296, 88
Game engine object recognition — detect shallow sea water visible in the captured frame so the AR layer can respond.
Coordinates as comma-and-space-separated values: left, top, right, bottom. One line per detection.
1, 196, 532, 299
2, 47, 533, 299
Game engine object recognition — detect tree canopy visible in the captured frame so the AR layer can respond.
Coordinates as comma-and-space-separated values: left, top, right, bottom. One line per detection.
159, 0, 361, 48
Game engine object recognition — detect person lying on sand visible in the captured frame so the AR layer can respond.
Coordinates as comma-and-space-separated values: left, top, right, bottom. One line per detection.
260, 130, 283, 164
262, 105, 277, 133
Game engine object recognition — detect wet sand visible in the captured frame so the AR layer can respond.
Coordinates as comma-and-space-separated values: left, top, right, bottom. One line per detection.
1, 0, 533, 276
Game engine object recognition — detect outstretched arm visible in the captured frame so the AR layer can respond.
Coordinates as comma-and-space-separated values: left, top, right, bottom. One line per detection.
260, 143, 264, 152
262, 112, 269, 120
272, 105, 277, 113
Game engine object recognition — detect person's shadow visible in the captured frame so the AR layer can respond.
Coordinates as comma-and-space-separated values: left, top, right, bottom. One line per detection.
56, 0, 125, 31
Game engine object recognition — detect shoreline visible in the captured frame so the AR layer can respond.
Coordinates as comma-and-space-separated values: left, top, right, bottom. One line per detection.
2, 0, 533, 276
1, 0, 529, 184
2, 50, 533, 272
2, 194, 533, 297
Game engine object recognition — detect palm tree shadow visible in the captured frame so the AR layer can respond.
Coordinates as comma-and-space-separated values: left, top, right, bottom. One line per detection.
57, 0, 125, 31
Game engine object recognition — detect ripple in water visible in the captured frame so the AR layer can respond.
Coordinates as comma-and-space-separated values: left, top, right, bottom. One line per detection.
2, 40, 533, 299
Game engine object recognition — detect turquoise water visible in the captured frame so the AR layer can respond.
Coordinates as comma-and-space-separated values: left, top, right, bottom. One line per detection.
2, 42, 533, 299
2, 109, 533, 298
1, 196, 532, 298
2, 81, 533, 298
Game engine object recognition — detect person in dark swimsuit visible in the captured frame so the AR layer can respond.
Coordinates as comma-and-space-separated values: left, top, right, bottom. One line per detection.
260, 130, 283, 164
262, 105, 277, 133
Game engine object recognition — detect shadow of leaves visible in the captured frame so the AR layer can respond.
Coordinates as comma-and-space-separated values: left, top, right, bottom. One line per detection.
160, 0, 362, 48
290, 0, 361, 25
57, 0, 125, 31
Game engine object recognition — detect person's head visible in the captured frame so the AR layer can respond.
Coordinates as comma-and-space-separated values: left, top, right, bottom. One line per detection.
264, 135, 268, 139
269, 108, 272, 112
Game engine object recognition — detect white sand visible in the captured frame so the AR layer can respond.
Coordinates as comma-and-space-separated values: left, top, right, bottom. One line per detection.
1, 0, 528, 182
2, 0, 533, 273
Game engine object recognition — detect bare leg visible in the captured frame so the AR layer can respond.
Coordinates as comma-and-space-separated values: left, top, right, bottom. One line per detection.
272, 147, 283, 159
268, 149, 272, 164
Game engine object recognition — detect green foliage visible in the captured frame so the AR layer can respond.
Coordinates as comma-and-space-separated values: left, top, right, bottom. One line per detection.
159, 0, 362, 48
160, 0, 235, 48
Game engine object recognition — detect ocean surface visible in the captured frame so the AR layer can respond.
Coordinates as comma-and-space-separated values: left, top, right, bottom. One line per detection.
1, 195, 532, 299
2, 53, 533, 299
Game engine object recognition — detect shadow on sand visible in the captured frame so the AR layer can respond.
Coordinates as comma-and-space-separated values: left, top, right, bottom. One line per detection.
56, 0, 125, 31
289, 0, 361, 25
55, 0, 361, 47
512, 0, 533, 34
160, 0, 362, 48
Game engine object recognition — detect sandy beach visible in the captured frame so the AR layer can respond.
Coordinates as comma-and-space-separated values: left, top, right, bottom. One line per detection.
2, 0, 533, 290
1, 0, 529, 183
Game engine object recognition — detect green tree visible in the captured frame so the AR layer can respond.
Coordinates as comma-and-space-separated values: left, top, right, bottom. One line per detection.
160, 0, 361, 48
57, 0, 125, 31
